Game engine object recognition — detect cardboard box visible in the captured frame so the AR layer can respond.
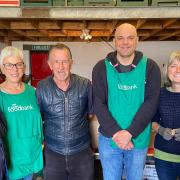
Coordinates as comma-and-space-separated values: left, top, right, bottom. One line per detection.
143, 164, 158, 180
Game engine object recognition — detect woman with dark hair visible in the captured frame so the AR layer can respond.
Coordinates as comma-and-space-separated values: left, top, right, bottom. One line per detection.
152, 51, 180, 180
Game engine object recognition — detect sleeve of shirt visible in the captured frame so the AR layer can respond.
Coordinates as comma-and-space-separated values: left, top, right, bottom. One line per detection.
152, 108, 161, 123
126, 59, 161, 138
35, 84, 41, 109
87, 80, 93, 115
0, 111, 6, 138
35, 82, 44, 117
92, 60, 121, 137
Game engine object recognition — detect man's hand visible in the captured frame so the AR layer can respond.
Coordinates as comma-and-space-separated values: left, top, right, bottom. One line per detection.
112, 130, 133, 150
158, 125, 173, 141
174, 128, 180, 141
123, 141, 134, 150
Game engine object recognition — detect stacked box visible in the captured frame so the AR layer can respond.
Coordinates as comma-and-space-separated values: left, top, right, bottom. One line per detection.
53, 0, 83, 6
21, 0, 52, 6
151, 0, 180, 6
53, 0, 65, 6
68, 0, 83, 6
116, 0, 149, 6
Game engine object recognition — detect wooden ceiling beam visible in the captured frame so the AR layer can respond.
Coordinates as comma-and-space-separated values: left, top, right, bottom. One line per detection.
88, 21, 108, 30
0, 21, 10, 29
107, 20, 118, 41
158, 30, 180, 40
141, 19, 178, 41
0, 30, 7, 36
11, 22, 37, 30
166, 21, 180, 29
38, 30, 49, 37
136, 19, 147, 29
62, 21, 84, 30
0, 18, 178, 42
140, 21, 163, 29
82, 20, 88, 29
141, 29, 161, 40
91, 30, 110, 36
137, 31, 150, 36
162, 19, 177, 28
67, 30, 81, 36
26, 30, 45, 37
11, 30, 37, 41
48, 30, 67, 37
39, 21, 62, 30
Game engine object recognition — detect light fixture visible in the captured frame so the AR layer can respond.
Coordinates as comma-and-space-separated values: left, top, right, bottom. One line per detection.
80, 29, 92, 40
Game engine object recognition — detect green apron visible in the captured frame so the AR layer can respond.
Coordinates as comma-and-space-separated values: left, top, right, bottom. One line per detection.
0, 83, 43, 179
105, 57, 151, 149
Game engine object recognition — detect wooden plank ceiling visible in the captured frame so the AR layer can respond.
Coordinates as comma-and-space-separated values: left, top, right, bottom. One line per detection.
0, 18, 180, 42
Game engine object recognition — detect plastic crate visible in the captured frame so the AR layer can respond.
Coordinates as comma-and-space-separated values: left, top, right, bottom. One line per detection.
0, 0, 20, 6
21, 0, 52, 6
52, 0, 65, 6
116, 0, 149, 6
84, 0, 115, 6
151, 0, 180, 6
53, 0, 84, 6
68, 0, 83, 6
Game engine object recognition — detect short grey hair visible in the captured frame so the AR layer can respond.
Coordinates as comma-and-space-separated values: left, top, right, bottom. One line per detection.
0, 46, 24, 65
165, 50, 180, 87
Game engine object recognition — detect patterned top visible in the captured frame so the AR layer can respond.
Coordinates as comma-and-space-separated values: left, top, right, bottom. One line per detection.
153, 87, 180, 156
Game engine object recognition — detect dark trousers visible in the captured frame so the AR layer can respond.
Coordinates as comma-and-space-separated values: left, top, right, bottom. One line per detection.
155, 158, 180, 180
43, 146, 94, 180
0, 145, 6, 180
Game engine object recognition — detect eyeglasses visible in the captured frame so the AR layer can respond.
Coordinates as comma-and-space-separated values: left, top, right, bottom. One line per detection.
3, 62, 24, 70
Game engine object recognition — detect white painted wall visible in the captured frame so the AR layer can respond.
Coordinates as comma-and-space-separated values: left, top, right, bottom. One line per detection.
12, 41, 180, 80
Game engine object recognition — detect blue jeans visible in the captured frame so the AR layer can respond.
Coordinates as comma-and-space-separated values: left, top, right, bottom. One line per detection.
99, 134, 147, 180
155, 158, 180, 180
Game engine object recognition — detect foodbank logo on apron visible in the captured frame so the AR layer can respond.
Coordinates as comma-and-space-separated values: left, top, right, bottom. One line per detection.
8, 103, 33, 112
118, 84, 138, 91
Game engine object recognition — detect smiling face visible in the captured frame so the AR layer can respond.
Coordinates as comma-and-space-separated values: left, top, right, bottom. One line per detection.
168, 58, 180, 85
48, 48, 73, 83
1, 56, 25, 84
114, 23, 138, 59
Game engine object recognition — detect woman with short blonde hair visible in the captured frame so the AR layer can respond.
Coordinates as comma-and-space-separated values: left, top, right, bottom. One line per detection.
152, 50, 180, 180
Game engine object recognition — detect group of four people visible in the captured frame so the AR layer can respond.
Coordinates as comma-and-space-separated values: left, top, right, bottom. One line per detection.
0, 23, 179, 180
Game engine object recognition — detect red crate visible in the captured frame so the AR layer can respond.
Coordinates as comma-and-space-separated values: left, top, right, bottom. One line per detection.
0, 0, 20, 6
